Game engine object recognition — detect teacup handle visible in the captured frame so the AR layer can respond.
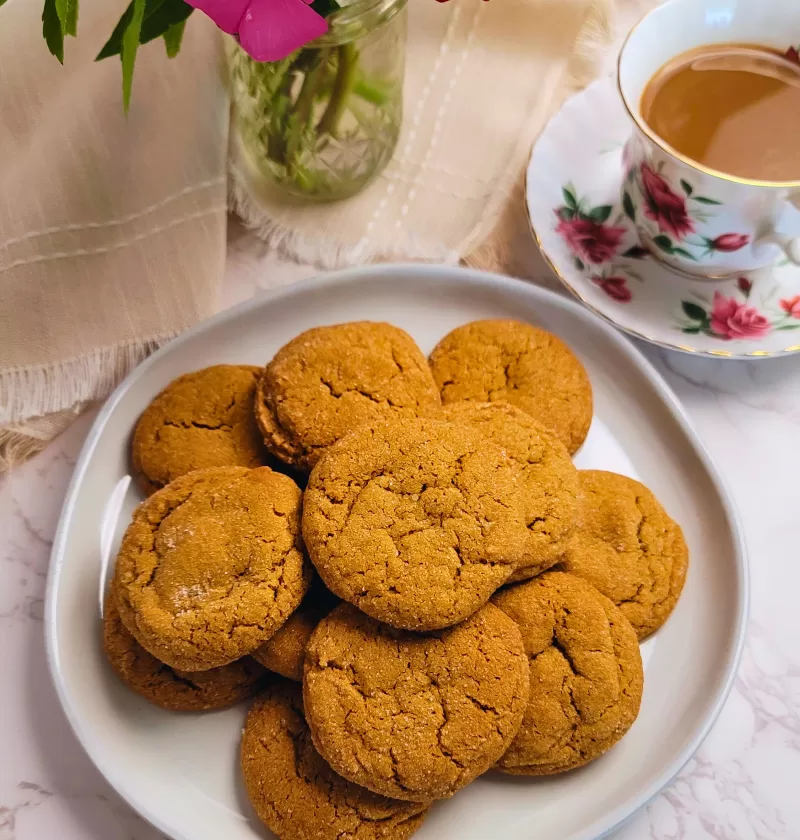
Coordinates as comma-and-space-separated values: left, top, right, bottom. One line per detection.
755, 191, 800, 266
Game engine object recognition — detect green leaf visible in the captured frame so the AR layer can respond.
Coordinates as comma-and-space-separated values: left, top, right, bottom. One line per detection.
42, 0, 64, 62
653, 234, 674, 253
622, 191, 636, 222
0, 0, 8, 7
97, 0, 192, 61
574, 257, 585, 271
557, 207, 576, 221
694, 196, 722, 205
680, 179, 693, 196
562, 185, 578, 210
672, 247, 697, 261
682, 326, 702, 334
121, 0, 146, 112
97, 3, 133, 61
682, 301, 706, 321
587, 205, 613, 223
309, 0, 341, 16
163, 18, 185, 57
141, 0, 191, 47
622, 246, 648, 259
56, 0, 78, 36
777, 324, 800, 331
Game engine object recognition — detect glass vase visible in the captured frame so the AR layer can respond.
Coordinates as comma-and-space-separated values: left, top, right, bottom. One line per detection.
228, 0, 407, 202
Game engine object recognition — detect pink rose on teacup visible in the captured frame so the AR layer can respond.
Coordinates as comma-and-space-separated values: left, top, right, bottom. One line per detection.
592, 275, 632, 303
710, 292, 771, 340
640, 164, 695, 239
709, 233, 750, 253
555, 216, 626, 264
780, 296, 800, 318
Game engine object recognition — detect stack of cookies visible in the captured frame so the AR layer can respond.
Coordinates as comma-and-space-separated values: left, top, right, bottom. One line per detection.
107, 319, 688, 840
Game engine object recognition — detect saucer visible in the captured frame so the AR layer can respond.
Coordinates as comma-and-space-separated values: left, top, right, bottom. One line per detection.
526, 78, 800, 359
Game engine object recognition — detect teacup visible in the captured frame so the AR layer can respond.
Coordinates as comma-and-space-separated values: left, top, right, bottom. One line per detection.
618, 0, 800, 279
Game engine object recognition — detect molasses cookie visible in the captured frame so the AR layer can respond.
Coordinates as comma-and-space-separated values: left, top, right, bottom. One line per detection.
241, 682, 428, 840
440, 401, 579, 579
113, 466, 310, 671
256, 322, 440, 472
251, 577, 339, 681
303, 602, 529, 802
556, 470, 689, 639
131, 365, 267, 495
103, 588, 267, 711
492, 571, 643, 775
302, 417, 531, 631
429, 320, 593, 454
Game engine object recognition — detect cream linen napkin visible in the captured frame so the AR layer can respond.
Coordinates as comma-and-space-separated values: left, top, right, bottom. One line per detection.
231, 0, 615, 268
0, 0, 228, 470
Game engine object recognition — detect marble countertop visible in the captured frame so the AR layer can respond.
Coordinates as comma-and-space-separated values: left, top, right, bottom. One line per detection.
3, 223, 800, 840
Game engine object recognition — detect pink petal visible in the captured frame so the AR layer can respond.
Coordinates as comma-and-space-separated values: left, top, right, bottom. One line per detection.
239, 0, 328, 62
186, 0, 250, 34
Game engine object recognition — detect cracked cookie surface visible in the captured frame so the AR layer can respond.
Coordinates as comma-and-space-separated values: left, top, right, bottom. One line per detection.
113, 466, 310, 671
132, 365, 267, 495
256, 322, 441, 472
492, 571, 643, 775
302, 417, 531, 631
429, 320, 593, 455
303, 602, 530, 801
241, 682, 428, 840
440, 401, 579, 581
103, 587, 267, 710
556, 470, 689, 639
251, 576, 339, 681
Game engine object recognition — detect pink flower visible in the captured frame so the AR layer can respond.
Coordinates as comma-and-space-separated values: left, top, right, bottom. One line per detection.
780, 295, 800, 318
555, 216, 626, 264
786, 46, 800, 65
710, 292, 771, 340
710, 233, 750, 252
640, 164, 695, 239
737, 277, 752, 295
592, 275, 632, 303
187, 0, 327, 61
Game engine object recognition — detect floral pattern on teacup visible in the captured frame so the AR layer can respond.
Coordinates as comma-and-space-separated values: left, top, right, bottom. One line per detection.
533, 76, 800, 356
592, 274, 632, 303
623, 162, 751, 263
676, 277, 800, 340
551, 181, 800, 339
554, 184, 626, 267
555, 184, 650, 303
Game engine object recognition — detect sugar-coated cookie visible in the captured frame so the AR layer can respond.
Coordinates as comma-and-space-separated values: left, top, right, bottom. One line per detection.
114, 467, 309, 671
429, 319, 592, 454
256, 322, 440, 472
303, 603, 529, 801
492, 571, 643, 775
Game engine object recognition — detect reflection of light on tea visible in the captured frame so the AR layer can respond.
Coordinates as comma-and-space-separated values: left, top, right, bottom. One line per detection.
691, 47, 800, 89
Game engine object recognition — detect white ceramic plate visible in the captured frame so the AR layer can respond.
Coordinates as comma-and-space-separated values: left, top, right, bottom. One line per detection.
46, 265, 748, 840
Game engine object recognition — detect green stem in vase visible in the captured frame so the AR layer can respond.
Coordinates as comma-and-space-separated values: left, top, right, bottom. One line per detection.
266, 66, 296, 166
285, 49, 330, 161
353, 76, 390, 107
318, 42, 358, 138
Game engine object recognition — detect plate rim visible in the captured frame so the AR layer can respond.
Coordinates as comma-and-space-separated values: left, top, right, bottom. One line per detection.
44, 263, 750, 840
525, 76, 800, 362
